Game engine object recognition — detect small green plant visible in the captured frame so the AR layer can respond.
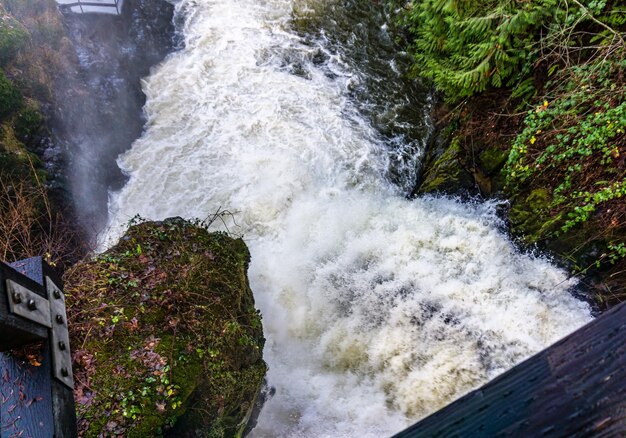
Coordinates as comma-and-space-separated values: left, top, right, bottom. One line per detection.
127, 214, 146, 227
608, 242, 626, 264
505, 56, 626, 266
14, 105, 42, 138
562, 180, 626, 232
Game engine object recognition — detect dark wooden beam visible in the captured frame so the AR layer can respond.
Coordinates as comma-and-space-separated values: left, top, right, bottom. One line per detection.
1, 259, 54, 437
394, 301, 626, 437
0, 258, 77, 438
44, 267, 78, 438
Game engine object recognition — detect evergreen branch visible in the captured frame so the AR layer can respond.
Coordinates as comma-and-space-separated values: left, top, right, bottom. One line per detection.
569, 0, 625, 45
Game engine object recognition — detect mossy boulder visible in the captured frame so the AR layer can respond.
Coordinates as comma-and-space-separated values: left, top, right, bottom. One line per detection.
508, 188, 557, 245
478, 147, 507, 176
418, 137, 474, 195
418, 133, 510, 197
65, 218, 267, 437
508, 187, 616, 285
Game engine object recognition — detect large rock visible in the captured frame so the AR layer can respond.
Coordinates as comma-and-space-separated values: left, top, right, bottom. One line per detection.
65, 218, 266, 437
418, 137, 475, 195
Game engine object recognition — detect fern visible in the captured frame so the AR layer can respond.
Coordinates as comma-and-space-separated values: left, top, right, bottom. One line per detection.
393, 0, 617, 100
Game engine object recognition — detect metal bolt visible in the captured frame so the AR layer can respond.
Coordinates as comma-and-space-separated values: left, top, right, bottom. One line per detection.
61, 367, 69, 377
58, 341, 67, 351
53, 289, 62, 299
27, 299, 37, 310
56, 314, 64, 324
12, 292, 23, 304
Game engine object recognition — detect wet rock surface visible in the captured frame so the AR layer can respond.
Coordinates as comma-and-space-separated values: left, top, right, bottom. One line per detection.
53, 0, 177, 234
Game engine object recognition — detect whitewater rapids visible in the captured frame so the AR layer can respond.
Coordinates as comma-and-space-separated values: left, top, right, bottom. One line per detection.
103, 0, 592, 436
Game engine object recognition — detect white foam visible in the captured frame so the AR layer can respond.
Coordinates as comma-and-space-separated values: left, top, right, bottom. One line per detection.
103, 0, 592, 436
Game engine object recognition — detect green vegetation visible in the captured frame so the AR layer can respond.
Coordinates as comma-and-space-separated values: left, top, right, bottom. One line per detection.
392, 0, 625, 99
65, 218, 266, 437
0, 69, 20, 117
393, 0, 626, 305
14, 102, 42, 138
0, 5, 24, 120
0, 6, 27, 65
506, 59, 626, 235
504, 55, 626, 281
0, 0, 82, 267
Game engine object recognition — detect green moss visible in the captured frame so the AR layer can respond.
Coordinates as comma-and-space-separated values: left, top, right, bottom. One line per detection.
14, 100, 42, 139
478, 147, 507, 176
0, 69, 20, 118
66, 218, 266, 437
509, 188, 561, 245
0, 121, 21, 151
0, 122, 46, 185
419, 137, 473, 195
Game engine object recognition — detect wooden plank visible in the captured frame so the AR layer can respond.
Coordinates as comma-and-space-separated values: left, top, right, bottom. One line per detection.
394, 301, 626, 437
0, 345, 55, 438
43, 267, 78, 438
1, 259, 76, 438
1, 259, 54, 438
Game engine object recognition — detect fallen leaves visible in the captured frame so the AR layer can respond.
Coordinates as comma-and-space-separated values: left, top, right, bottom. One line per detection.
9, 342, 44, 367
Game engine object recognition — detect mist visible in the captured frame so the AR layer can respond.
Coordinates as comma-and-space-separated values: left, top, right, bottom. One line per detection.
49, 0, 177, 237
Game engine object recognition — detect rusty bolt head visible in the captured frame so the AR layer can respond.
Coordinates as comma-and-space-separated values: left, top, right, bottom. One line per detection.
61, 367, 69, 377
53, 289, 62, 299
12, 292, 23, 304
58, 341, 67, 351
56, 314, 64, 324
27, 299, 37, 310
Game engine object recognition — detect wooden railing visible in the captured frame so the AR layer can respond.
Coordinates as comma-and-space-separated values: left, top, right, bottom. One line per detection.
0, 258, 77, 438
394, 300, 626, 437
2, 257, 624, 436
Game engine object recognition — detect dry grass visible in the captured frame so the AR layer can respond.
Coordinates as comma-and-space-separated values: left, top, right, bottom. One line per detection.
0, 156, 84, 267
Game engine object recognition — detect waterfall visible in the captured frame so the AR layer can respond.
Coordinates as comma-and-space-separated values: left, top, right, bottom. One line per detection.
102, 0, 592, 435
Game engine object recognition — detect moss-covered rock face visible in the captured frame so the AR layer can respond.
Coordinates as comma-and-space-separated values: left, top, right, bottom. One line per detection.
418, 137, 474, 195
65, 218, 266, 437
508, 188, 556, 245
478, 147, 507, 177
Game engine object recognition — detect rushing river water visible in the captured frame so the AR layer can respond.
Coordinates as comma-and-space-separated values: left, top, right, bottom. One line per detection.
102, 0, 592, 436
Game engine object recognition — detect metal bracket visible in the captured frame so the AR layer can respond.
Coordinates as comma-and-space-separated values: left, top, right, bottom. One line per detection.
5, 277, 74, 389
46, 277, 74, 390
6, 280, 52, 328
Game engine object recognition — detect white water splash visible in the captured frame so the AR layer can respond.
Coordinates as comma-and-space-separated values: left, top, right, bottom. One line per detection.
103, 0, 592, 436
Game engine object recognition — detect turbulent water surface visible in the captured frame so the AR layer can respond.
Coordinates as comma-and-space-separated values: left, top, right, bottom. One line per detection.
103, 0, 592, 436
